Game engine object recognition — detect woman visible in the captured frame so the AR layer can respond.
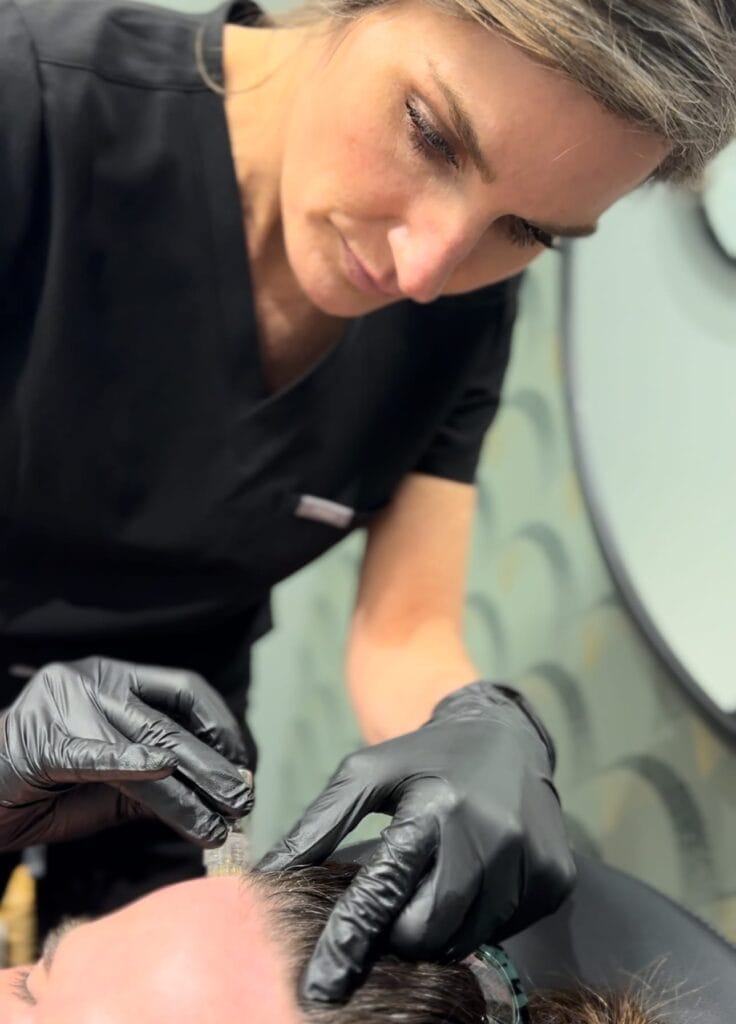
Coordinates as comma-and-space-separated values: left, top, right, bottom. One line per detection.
0, 0, 734, 1001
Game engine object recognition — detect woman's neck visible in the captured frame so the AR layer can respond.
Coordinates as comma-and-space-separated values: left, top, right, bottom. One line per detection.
222, 23, 315, 269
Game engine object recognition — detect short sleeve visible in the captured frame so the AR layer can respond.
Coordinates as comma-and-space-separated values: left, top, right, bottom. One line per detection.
412, 275, 521, 484
0, 0, 44, 287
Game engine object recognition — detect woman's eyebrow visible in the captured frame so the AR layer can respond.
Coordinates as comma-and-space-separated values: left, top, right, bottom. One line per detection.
531, 219, 599, 238
427, 60, 496, 184
426, 60, 600, 238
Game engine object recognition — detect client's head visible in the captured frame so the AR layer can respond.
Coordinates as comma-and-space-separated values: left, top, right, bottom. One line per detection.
253, 864, 668, 1024
0, 862, 665, 1024
0, 872, 300, 1024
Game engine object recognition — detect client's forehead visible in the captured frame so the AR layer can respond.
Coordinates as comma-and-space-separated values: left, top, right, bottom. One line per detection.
43, 876, 302, 1024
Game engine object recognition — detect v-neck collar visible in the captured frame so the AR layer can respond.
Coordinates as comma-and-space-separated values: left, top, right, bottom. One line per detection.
192, 0, 360, 412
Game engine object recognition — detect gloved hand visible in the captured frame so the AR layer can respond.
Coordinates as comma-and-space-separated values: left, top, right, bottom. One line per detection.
258, 680, 575, 1002
0, 656, 254, 851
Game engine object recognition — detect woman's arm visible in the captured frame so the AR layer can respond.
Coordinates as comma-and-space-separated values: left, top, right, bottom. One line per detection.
261, 471, 574, 1001
347, 472, 480, 743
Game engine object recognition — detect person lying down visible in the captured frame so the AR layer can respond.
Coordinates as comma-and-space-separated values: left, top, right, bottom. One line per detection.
0, 862, 664, 1024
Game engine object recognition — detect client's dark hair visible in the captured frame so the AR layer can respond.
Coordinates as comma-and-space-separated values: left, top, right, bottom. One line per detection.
253, 863, 665, 1024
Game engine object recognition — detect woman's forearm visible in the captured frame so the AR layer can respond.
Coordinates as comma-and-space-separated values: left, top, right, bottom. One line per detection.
346, 619, 479, 744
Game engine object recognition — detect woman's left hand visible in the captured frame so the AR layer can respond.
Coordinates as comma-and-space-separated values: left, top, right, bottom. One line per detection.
257, 680, 576, 1002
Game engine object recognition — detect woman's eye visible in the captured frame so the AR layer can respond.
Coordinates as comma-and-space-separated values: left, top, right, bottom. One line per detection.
504, 216, 558, 250
405, 99, 459, 170
403, 107, 559, 251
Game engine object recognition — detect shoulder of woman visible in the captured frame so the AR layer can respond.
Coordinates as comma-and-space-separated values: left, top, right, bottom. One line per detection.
0, 0, 44, 278
10, 0, 207, 90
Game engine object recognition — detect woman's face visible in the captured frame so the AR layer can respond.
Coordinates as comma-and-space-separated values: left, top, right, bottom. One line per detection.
280, 0, 669, 316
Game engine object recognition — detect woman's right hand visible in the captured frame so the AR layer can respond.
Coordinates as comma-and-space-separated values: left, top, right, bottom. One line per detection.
0, 657, 254, 851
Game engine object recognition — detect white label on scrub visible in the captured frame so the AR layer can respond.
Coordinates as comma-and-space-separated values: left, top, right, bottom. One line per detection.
294, 495, 355, 529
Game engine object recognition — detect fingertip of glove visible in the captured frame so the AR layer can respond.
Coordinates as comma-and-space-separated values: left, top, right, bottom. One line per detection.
191, 820, 229, 849
300, 963, 350, 1005
253, 851, 285, 873
228, 786, 254, 817
557, 854, 578, 902
234, 770, 257, 811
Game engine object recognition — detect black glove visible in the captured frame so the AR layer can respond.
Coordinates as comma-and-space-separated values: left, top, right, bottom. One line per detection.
0, 657, 254, 851
258, 680, 575, 1002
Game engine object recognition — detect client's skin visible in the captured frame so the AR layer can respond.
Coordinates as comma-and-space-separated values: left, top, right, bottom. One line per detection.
0, 876, 300, 1024
0, 861, 666, 1024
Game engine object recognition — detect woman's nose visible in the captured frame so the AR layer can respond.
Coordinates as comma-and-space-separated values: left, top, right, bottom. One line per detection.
387, 205, 483, 303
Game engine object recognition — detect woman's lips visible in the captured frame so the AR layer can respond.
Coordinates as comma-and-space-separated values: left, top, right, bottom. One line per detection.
339, 235, 397, 298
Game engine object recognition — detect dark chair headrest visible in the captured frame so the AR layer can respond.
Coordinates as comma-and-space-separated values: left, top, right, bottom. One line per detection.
334, 843, 735, 1024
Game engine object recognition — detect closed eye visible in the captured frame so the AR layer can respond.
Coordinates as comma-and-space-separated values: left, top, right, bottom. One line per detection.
405, 98, 558, 252
406, 98, 459, 170
9, 917, 89, 1007
503, 216, 558, 250
12, 968, 37, 1006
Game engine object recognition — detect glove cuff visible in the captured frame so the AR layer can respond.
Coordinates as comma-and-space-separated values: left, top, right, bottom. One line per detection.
493, 684, 557, 773
429, 680, 557, 773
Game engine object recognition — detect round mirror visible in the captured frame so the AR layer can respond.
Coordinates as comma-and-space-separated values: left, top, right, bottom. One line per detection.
564, 180, 736, 739
700, 141, 736, 261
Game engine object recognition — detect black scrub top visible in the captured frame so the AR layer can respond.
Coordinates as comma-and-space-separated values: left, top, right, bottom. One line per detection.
0, 0, 521, 703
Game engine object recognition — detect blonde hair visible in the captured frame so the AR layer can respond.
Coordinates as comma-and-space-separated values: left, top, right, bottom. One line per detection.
270, 0, 736, 185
